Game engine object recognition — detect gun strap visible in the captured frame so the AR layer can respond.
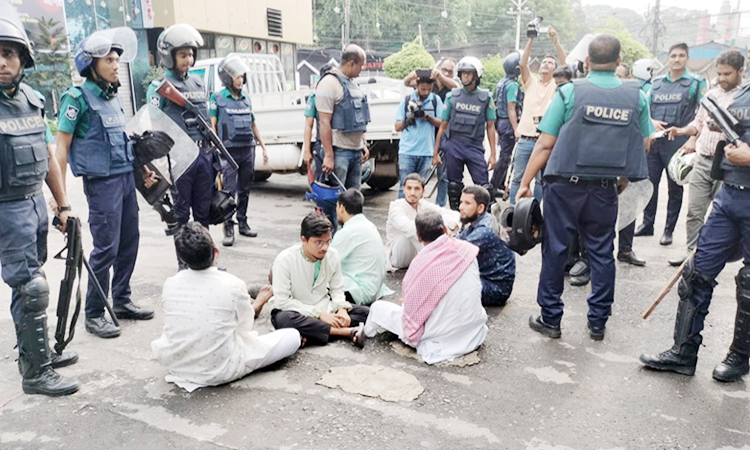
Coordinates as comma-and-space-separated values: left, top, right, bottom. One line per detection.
52, 232, 84, 355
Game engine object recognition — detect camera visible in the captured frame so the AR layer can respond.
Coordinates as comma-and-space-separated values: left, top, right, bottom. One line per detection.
405, 99, 426, 126
527, 17, 549, 38
416, 68, 433, 82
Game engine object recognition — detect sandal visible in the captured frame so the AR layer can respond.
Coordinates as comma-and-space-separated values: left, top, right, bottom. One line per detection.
350, 323, 366, 348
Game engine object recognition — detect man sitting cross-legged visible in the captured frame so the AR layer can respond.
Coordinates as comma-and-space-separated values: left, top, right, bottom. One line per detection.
385, 173, 459, 270
458, 185, 516, 306
364, 210, 488, 364
331, 188, 394, 305
270, 212, 369, 346
151, 223, 301, 392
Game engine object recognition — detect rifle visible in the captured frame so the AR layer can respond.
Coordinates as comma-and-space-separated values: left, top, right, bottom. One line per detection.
53, 216, 120, 355
154, 79, 239, 170
700, 95, 746, 180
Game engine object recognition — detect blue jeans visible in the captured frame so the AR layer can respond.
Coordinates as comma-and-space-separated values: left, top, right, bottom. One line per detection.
509, 137, 543, 205
398, 154, 433, 198
436, 162, 448, 207
333, 148, 362, 189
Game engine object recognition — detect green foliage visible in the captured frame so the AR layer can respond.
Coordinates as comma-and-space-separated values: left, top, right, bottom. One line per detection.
142, 66, 166, 93
45, 117, 58, 136
594, 18, 652, 65
480, 54, 505, 91
24, 17, 72, 111
383, 39, 435, 80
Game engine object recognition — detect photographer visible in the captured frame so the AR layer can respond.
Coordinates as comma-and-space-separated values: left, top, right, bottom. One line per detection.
394, 71, 444, 198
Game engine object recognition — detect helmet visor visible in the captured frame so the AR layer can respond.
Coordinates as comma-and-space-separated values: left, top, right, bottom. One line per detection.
84, 27, 138, 63
164, 24, 204, 49
220, 56, 250, 80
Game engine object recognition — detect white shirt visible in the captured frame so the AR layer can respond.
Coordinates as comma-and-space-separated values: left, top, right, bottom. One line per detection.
331, 214, 393, 304
414, 260, 488, 364
151, 267, 272, 392
385, 198, 459, 265
270, 243, 351, 317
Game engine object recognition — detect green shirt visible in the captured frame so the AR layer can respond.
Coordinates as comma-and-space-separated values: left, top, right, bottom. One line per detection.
208, 88, 255, 121
645, 70, 707, 108
506, 81, 519, 105
58, 80, 111, 138
441, 87, 498, 122
304, 93, 317, 118
538, 71, 654, 139
1, 87, 54, 143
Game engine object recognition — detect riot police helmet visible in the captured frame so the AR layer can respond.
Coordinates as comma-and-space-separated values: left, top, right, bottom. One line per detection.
218, 56, 250, 90
501, 197, 544, 255
157, 24, 204, 70
74, 27, 137, 77
457, 56, 483, 86
502, 52, 522, 79
0, 0, 35, 72
633, 58, 661, 82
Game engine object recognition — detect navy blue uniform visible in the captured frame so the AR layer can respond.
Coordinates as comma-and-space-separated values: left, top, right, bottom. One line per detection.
531, 72, 652, 329
491, 76, 523, 193
58, 81, 139, 318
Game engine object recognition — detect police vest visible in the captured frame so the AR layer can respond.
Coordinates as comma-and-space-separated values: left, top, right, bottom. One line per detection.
214, 92, 254, 148
447, 87, 490, 141
650, 76, 700, 127
69, 85, 133, 178
163, 73, 209, 142
0, 83, 49, 202
724, 85, 750, 187
545, 79, 648, 181
495, 77, 523, 120
326, 73, 370, 134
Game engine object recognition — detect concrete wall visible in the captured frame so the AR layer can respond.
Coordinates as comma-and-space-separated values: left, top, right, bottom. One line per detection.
151, 0, 313, 45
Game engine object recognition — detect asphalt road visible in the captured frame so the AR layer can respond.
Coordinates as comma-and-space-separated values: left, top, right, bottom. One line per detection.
1, 172, 750, 450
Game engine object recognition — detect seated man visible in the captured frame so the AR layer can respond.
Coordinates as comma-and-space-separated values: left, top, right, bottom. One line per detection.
151, 223, 301, 392
386, 173, 459, 270
270, 212, 369, 346
331, 189, 394, 305
458, 186, 516, 306
364, 210, 488, 364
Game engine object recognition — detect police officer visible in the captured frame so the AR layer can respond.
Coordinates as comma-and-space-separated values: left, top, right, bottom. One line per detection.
632, 58, 659, 93
490, 52, 524, 197
56, 29, 155, 339
147, 24, 213, 228
209, 56, 268, 246
0, 0, 78, 395
434, 56, 497, 211
317, 44, 370, 189
516, 34, 653, 340
639, 86, 750, 382
302, 64, 334, 183
635, 43, 707, 245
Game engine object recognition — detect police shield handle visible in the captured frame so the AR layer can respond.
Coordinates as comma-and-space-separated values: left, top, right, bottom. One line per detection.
642, 248, 698, 319
154, 80, 239, 170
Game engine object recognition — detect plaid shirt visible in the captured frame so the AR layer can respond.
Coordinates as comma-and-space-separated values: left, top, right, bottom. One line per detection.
691, 85, 742, 157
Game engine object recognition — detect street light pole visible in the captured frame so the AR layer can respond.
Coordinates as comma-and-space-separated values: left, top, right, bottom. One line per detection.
506, 0, 530, 51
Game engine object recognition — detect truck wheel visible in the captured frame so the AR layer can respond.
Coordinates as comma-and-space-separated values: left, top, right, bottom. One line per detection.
367, 175, 399, 191
253, 172, 272, 182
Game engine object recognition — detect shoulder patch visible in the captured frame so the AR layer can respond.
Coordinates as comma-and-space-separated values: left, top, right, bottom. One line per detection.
210, 100, 217, 110
64, 104, 79, 121
149, 96, 160, 107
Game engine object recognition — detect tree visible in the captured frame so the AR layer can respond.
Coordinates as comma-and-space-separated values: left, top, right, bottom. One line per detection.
594, 17, 652, 65
24, 17, 73, 113
480, 54, 505, 91
383, 39, 435, 79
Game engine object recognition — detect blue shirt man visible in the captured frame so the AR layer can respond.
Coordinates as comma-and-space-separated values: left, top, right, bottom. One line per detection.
457, 186, 515, 306
517, 34, 653, 342
395, 76, 444, 198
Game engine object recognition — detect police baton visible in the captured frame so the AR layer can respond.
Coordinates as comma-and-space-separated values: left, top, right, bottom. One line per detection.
642, 248, 697, 319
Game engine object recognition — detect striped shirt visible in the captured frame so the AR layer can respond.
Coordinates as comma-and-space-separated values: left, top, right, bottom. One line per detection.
691, 85, 742, 157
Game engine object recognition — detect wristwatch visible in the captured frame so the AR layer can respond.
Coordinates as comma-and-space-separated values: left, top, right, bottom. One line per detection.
57, 205, 71, 213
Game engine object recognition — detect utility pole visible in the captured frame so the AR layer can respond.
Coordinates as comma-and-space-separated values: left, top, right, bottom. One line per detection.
506, 0, 531, 51
344, 0, 351, 47
651, 0, 661, 55
418, 24, 423, 45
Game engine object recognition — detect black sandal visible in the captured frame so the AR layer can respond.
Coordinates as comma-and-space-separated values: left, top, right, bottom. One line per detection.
350, 323, 366, 348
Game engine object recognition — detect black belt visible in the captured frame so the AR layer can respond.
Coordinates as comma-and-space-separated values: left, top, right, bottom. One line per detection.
547, 176, 616, 187
520, 136, 538, 141
726, 183, 749, 191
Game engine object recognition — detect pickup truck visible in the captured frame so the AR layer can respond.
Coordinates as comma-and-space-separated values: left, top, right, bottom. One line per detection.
191, 53, 406, 190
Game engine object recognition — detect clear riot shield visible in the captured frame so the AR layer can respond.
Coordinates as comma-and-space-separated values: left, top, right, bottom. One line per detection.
127, 105, 200, 234
617, 179, 653, 232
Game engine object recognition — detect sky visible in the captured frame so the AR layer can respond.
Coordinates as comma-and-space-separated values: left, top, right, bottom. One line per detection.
581, 0, 728, 15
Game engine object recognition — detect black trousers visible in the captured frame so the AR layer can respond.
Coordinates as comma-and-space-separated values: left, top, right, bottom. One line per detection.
271, 305, 370, 346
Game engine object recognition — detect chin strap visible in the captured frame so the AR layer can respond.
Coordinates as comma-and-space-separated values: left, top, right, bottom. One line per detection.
90, 66, 121, 98
0, 71, 25, 96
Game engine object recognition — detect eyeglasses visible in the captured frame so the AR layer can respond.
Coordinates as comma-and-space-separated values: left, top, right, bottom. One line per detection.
440, 68, 453, 75
314, 239, 332, 248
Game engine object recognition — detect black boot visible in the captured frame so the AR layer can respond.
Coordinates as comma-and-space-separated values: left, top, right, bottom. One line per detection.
640, 272, 701, 376
237, 219, 257, 237
448, 182, 463, 211
714, 268, 750, 382
222, 220, 235, 246
16, 277, 78, 396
